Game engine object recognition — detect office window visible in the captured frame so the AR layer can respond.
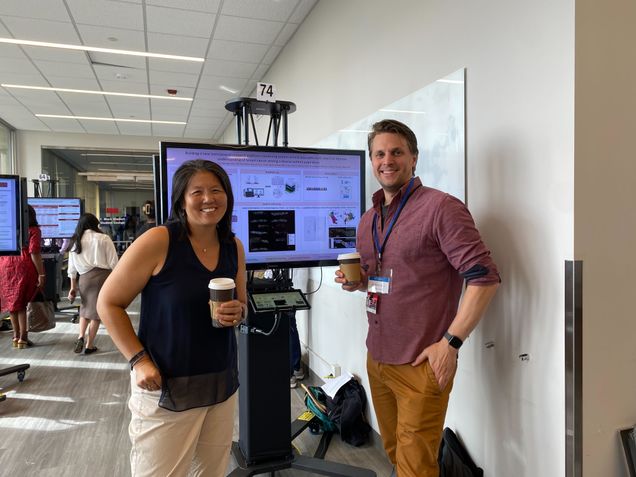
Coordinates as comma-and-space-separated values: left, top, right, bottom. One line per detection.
0, 119, 14, 174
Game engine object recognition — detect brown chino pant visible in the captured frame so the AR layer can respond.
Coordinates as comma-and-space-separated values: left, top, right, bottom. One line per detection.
367, 353, 455, 477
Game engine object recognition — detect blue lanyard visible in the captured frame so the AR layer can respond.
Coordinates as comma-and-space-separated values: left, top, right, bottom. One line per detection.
372, 177, 416, 270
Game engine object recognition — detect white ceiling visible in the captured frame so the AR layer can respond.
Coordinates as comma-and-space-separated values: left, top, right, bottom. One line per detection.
0, 0, 317, 140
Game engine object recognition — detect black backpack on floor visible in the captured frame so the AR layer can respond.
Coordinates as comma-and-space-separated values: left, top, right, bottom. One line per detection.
438, 427, 484, 477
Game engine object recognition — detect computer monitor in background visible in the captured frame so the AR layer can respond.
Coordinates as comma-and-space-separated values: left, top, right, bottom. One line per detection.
28, 197, 83, 239
0, 174, 22, 255
159, 143, 365, 270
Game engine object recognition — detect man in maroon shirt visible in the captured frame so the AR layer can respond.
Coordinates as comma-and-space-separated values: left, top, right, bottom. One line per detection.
335, 119, 500, 477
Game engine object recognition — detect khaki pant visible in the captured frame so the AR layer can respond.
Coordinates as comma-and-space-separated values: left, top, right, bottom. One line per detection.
367, 353, 455, 477
128, 372, 237, 477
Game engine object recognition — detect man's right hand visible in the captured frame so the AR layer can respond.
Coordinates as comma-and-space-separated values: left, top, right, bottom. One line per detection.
334, 269, 364, 292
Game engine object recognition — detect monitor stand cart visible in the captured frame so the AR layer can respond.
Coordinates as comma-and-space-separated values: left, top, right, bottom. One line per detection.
229, 277, 375, 477
225, 98, 375, 476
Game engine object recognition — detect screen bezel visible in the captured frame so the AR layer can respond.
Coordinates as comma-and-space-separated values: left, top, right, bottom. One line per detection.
27, 196, 84, 239
152, 153, 164, 225
0, 174, 22, 255
159, 142, 366, 270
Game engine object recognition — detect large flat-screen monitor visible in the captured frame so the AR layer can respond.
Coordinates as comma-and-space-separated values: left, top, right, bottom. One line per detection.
0, 175, 22, 255
160, 143, 365, 270
28, 197, 82, 239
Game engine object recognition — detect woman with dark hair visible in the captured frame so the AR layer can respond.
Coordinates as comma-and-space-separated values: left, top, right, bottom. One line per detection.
0, 205, 45, 348
97, 160, 247, 477
67, 213, 118, 354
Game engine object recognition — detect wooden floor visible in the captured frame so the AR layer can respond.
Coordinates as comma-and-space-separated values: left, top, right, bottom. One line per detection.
0, 296, 392, 477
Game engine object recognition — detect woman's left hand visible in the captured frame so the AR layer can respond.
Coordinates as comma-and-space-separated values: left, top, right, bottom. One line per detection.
37, 274, 46, 290
215, 300, 244, 327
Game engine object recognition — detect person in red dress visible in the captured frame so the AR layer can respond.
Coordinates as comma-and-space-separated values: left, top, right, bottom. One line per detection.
0, 205, 45, 348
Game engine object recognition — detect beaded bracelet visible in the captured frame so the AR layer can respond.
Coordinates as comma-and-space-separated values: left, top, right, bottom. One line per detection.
129, 349, 147, 370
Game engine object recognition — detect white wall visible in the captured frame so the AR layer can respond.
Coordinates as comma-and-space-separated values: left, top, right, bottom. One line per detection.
239, 1, 575, 476
576, 1, 636, 476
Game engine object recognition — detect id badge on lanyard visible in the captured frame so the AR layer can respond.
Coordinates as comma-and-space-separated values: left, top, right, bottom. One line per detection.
366, 268, 392, 314
366, 178, 416, 315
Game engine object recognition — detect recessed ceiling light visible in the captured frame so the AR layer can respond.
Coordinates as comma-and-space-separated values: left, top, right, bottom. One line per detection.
0, 37, 204, 62
1, 84, 193, 101
36, 114, 186, 125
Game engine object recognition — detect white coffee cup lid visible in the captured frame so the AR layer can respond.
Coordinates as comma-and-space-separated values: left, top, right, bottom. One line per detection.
337, 252, 360, 260
208, 277, 236, 290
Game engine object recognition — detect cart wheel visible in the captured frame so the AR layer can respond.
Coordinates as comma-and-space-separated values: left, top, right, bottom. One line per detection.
17, 370, 26, 382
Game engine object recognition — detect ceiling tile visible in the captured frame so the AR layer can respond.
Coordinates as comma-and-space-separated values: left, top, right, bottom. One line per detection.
1, 17, 78, 43
34, 59, 96, 79
288, 0, 318, 23
0, 0, 70, 22
46, 76, 102, 90
93, 64, 147, 84
188, 116, 223, 128
5, 117, 50, 131
198, 74, 247, 90
148, 84, 195, 98
99, 79, 149, 94
194, 85, 241, 101
150, 104, 189, 121
189, 98, 226, 117
60, 94, 112, 117
0, 72, 47, 86
66, 0, 144, 31
20, 47, 89, 65
0, 43, 28, 59
148, 70, 199, 88
183, 128, 214, 139
221, 0, 298, 22
147, 0, 220, 13
151, 123, 185, 138
201, 59, 258, 79
80, 120, 120, 135
148, 57, 204, 75
76, 24, 146, 50
215, 15, 284, 45
38, 116, 86, 133
207, 40, 268, 63
88, 51, 147, 70
147, 32, 209, 60
115, 122, 151, 136
107, 97, 150, 117
146, 6, 215, 38
9, 88, 60, 103
0, 57, 40, 77
274, 22, 300, 47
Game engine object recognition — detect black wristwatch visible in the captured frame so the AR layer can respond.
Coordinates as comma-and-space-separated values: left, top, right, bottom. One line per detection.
444, 332, 463, 350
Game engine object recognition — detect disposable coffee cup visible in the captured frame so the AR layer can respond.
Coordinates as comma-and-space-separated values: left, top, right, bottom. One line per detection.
208, 277, 236, 327
338, 252, 361, 284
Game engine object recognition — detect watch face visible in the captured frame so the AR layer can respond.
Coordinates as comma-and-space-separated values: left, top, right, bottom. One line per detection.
449, 337, 461, 348
445, 332, 462, 349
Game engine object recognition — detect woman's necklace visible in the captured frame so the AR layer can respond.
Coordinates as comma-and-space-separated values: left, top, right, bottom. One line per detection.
190, 235, 216, 254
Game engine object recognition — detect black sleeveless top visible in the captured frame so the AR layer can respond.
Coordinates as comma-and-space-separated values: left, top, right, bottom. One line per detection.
138, 221, 239, 411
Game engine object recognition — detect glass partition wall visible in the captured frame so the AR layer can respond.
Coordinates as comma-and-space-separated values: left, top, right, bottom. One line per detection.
40, 148, 155, 248
0, 118, 15, 174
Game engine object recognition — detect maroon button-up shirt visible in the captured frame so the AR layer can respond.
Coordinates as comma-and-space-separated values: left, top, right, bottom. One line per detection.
357, 177, 500, 364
